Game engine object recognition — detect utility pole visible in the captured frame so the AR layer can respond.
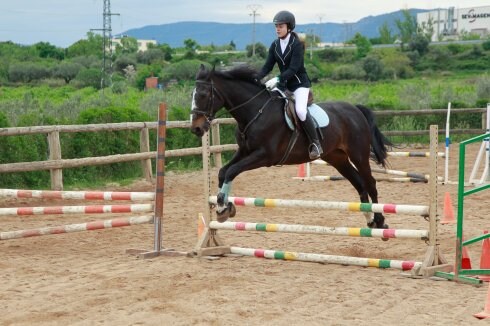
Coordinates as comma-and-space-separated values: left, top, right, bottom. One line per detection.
309, 29, 313, 60
247, 4, 261, 57
91, 0, 119, 90
317, 14, 324, 46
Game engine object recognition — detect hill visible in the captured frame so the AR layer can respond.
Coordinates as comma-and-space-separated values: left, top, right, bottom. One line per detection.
120, 9, 429, 50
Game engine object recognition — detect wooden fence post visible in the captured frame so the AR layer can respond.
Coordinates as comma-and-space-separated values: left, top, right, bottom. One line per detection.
140, 127, 153, 182
47, 131, 63, 190
211, 123, 222, 169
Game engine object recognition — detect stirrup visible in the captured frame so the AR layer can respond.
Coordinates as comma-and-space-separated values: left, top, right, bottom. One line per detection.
309, 143, 322, 159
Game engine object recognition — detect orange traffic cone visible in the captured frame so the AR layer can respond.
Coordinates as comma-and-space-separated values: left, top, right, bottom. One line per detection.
441, 192, 456, 224
462, 244, 472, 269
297, 163, 306, 178
197, 213, 206, 238
479, 231, 490, 281
474, 282, 490, 319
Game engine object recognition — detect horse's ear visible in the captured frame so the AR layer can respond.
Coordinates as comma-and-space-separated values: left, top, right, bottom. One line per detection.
199, 64, 207, 72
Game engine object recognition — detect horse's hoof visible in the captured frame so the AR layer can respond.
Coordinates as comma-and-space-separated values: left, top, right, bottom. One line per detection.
381, 224, 390, 241
228, 203, 236, 218
367, 221, 376, 228
216, 209, 229, 223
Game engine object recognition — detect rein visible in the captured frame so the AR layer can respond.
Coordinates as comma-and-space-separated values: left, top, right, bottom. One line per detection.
193, 79, 270, 137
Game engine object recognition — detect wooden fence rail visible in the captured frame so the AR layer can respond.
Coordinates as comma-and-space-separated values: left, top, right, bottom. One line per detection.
0, 107, 486, 190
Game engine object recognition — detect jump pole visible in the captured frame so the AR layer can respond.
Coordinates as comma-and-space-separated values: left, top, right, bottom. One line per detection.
195, 125, 452, 277
0, 189, 155, 201
126, 103, 188, 258
1, 215, 153, 240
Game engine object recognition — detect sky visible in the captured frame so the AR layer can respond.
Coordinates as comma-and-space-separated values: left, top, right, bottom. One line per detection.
1, 0, 489, 47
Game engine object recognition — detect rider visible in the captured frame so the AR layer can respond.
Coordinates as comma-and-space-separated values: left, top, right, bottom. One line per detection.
257, 10, 323, 160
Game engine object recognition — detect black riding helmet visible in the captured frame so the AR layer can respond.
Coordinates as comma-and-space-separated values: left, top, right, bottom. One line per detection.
273, 10, 295, 31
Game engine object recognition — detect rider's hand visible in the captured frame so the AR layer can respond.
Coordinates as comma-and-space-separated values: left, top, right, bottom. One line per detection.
265, 77, 279, 90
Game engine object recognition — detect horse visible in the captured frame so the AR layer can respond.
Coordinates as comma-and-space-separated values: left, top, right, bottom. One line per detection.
190, 64, 393, 230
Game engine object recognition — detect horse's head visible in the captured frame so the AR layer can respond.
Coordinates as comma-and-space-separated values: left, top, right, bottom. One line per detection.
190, 64, 225, 137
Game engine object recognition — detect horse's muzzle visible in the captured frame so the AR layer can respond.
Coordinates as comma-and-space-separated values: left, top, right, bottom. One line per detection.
191, 126, 205, 137
190, 119, 210, 137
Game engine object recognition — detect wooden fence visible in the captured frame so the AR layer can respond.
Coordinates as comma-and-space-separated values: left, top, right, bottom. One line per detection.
0, 107, 487, 190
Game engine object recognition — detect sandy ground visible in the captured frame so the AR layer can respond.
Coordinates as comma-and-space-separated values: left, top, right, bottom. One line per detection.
1, 142, 489, 325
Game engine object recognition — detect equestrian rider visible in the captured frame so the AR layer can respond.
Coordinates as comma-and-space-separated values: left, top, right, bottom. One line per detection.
257, 10, 323, 160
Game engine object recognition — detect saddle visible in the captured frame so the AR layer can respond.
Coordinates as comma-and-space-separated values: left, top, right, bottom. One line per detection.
272, 89, 328, 165
282, 90, 314, 130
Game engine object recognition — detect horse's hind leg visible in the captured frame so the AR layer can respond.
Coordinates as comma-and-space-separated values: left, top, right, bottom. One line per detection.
328, 151, 388, 229
327, 151, 373, 226
350, 156, 388, 230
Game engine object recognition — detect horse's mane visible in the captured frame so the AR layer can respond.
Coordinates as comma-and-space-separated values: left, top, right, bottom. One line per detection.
213, 65, 261, 85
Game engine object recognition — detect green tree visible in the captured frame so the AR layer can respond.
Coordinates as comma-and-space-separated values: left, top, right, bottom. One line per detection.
66, 32, 103, 58
34, 42, 65, 60
246, 42, 266, 58
115, 37, 138, 55
362, 55, 383, 81
73, 67, 102, 89
350, 33, 372, 59
114, 55, 138, 73
409, 34, 430, 55
157, 43, 173, 61
136, 48, 166, 64
0, 41, 39, 61
52, 62, 83, 83
183, 39, 199, 59
395, 9, 417, 49
380, 51, 412, 79
8, 63, 51, 83
378, 22, 394, 44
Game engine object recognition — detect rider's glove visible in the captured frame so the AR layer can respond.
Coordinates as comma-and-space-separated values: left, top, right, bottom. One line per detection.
265, 77, 279, 90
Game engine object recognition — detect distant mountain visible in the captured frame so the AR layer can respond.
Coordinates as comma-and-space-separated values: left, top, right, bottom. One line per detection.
120, 9, 429, 50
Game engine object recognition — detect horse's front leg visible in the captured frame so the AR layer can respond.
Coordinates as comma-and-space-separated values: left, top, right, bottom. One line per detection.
215, 149, 268, 222
215, 151, 245, 222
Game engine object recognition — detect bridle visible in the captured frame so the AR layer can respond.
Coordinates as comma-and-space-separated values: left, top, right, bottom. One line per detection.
191, 79, 268, 122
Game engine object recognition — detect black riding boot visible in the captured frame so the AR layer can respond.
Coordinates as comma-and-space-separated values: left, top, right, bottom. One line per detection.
300, 112, 323, 160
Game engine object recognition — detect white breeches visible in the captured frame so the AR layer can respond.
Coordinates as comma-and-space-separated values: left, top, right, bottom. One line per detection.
294, 87, 310, 121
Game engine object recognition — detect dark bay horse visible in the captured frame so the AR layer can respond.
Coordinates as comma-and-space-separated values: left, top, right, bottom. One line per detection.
191, 64, 392, 229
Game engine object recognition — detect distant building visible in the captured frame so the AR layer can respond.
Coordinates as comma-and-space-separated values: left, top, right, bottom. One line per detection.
417, 5, 490, 41
110, 36, 157, 52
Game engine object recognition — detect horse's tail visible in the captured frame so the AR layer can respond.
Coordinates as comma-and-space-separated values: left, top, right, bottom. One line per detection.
355, 104, 393, 168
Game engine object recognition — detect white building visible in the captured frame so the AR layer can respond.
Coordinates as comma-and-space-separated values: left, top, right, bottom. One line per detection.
417, 5, 490, 41
110, 37, 157, 52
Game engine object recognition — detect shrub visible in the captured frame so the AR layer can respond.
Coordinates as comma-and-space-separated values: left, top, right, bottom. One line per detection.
447, 43, 465, 54
362, 56, 383, 81
398, 83, 431, 109
52, 62, 83, 84
476, 75, 490, 101
483, 39, 490, 51
8, 63, 51, 83
331, 64, 365, 80
73, 68, 102, 89
408, 34, 430, 55
317, 48, 342, 62
160, 59, 204, 82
